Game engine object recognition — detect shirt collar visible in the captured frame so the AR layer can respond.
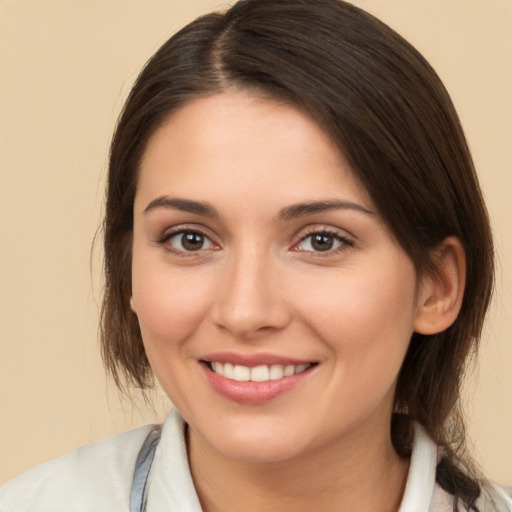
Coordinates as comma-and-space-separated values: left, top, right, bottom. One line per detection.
148, 409, 438, 512
398, 422, 438, 512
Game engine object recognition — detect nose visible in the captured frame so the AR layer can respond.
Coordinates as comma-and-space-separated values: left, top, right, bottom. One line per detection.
211, 246, 292, 340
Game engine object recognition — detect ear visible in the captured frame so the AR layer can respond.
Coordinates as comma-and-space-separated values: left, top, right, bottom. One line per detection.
414, 237, 466, 335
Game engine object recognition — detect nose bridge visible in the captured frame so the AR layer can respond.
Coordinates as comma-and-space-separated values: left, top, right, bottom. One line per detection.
212, 241, 289, 337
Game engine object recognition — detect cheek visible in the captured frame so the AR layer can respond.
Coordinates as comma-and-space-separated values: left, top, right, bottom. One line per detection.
131, 264, 215, 403
295, 259, 417, 371
131, 257, 213, 352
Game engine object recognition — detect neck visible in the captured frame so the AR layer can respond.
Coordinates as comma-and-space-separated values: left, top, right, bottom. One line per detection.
187, 414, 410, 512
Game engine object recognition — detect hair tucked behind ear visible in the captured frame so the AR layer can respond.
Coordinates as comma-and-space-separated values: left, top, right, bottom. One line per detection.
101, 1, 494, 508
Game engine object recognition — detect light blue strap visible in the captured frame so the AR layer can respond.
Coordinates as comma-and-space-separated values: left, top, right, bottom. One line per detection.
130, 426, 162, 512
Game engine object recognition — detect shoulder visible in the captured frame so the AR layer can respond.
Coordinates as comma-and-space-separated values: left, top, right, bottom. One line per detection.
0, 424, 155, 512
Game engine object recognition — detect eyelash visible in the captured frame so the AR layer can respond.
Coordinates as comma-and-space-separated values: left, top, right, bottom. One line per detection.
156, 227, 354, 256
156, 227, 217, 257
293, 229, 354, 255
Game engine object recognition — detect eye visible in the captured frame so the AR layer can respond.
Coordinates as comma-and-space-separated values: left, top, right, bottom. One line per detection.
295, 231, 350, 253
165, 230, 214, 252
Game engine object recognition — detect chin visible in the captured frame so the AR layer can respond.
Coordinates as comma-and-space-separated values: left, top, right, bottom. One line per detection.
199, 420, 313, 464
218, 438, 305, 464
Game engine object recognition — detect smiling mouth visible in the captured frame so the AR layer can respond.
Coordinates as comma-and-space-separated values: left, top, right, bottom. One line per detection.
204, 361, 314, 382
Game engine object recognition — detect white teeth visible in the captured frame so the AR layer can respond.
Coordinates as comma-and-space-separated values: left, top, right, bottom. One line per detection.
223, 362, 234, 379
251, 365, 270, 382
233, 365, 251, 381
284, 365, 295, 377
210, 362, 311, 382
294, 364, 308, 374
212, 361, 223, 376
269, 364, 284, 380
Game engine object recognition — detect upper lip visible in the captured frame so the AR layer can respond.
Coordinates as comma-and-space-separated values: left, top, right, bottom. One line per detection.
201, 351, 315, 367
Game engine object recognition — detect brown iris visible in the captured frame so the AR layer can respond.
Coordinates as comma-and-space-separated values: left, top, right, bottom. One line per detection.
181, 232, 205, 251
311, 233, 335, 251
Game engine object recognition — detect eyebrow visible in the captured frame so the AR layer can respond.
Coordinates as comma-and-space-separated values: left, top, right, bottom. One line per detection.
143, 196, 375, 220
277, 200, 375, 221
144, 197, 219, 218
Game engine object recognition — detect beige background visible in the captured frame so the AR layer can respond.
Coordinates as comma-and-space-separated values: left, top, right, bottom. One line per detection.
0, 0, 511, 486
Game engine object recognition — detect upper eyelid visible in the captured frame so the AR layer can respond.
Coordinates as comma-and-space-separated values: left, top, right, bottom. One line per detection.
299, 228, 347, 239
291, 226, 356, 253
296, 232, 352, 247
155, 224, 355, 248
159, 224, 216, 240
155, 227, 218, 253
294, 224, 354, 241
157, 228, 219, 257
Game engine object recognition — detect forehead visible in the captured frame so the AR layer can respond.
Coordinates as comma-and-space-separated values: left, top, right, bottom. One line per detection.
135, 91, 374, 213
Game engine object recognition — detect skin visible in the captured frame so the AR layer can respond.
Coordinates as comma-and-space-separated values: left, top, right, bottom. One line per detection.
130, 90, 465, 512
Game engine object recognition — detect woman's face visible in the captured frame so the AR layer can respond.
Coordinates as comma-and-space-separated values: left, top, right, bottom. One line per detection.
131, 91, 422, 462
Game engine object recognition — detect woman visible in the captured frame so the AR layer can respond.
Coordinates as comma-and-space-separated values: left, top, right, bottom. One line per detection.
1, 0, 510, 510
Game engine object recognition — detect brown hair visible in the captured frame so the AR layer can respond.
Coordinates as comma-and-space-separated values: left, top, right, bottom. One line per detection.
101, 0, 494, 507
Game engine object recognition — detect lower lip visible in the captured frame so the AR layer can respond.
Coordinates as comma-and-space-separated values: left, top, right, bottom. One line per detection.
201, 363, 315, 405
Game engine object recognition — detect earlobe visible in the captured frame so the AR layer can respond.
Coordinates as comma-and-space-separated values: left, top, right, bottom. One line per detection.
413, 237, 466, 335
130, 296, 137, 314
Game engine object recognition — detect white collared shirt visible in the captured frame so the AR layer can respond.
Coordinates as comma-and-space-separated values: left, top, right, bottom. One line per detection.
1, 409, 510, 511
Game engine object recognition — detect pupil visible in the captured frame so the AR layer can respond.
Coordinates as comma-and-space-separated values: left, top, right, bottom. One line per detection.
183, 233, 203, 251
312, 234, 333, 251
